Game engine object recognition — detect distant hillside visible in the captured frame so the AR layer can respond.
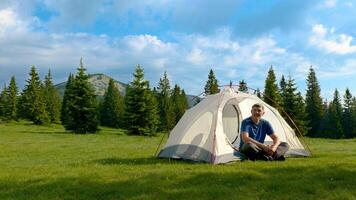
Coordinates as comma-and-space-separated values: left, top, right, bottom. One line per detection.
54, 73, 200, 107
54, 73, 127, 97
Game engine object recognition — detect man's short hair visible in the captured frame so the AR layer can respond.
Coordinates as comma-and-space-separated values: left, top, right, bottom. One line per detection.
252, 103, 264, 110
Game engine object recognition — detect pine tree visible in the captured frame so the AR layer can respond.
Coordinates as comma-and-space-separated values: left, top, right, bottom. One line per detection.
171, 84, 188, 124
330, 89, 343, 138
280, 75, 287, 94
65, 59, 99, 133
238, 80, 248, 92
329, 89, 343, 138
295, 92, 309, 135
156, 71, 175, 131
100, 78, 124, 128
279, 75, 287, 106
5, 76, 18, 121
318, 100, 330, 138
351, 97, 356, 137
263, 66, 281, 108
281, 75, 297, 117
305, 66, 324, 137
342, 88, 353, 138
281, 76, 308, 135
180, 90, 189, 113
61, 74, 75, 127
19, 66, 49, 125
333, 89, 343, 120
0, 84, 8, 118
44, 70, 62, 123
145, 88, 160, 135
204, 69, 220, 95
320, 90, 343, 138
124, 65, 159, 136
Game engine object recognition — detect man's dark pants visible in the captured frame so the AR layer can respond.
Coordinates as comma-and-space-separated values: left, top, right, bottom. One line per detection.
240, 142, 290, 161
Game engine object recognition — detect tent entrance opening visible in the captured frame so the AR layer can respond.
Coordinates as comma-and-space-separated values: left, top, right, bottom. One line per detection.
222, 103, 240, 145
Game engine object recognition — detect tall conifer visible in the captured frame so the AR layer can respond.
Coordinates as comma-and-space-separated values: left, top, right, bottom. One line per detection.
19, 66, 49, 124
295, 92, 309, 135
44, 70, 62, 123
204, 69, 220, 95
100, 78, 124, 128
279, 75, 287, 107
263, 66, 281, 108
305, 66, 324, 136
0, 84, 8, 118
351, 97, 356, 137
281, 76, 308, 135
6, 76, 18, 120
319, 90, 343, 138
61, 74, 74, 127
157, 71, 175, 131
330, 89, 343, 138
342, 89, 353, 138
124, 65, 159, 136
171, 84, 188, 124
65, 59, 99, 133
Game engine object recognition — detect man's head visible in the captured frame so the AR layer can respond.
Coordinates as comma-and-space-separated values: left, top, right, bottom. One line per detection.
251, 103, 265, 119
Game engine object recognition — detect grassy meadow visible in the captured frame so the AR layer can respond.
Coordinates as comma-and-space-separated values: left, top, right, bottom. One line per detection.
0, 121, 355, 200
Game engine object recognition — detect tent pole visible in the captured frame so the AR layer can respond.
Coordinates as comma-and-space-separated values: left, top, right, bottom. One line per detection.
154, 132, 167, 157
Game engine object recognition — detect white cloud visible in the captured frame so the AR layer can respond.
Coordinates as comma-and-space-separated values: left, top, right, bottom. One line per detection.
121, 35, 176, 54
309, 24, 356, 55
0, 11, 347, 96
0, 0, 37, 18
324, 0, 337, 8
2, 20, 315, 94
223, 37, 286, 67
186, 48, 205, 65
319, 59, 356, 77
311, 24, 327, 36
0, 8, 17, 27
345, 2, 353, 7
188, 29, 240, 51
0, 8, 27, 34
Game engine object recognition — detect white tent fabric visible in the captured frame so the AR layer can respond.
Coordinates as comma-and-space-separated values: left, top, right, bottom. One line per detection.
158, 87, 310, 164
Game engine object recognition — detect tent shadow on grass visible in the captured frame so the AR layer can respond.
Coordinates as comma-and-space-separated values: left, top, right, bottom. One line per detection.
0, 165, 355, 199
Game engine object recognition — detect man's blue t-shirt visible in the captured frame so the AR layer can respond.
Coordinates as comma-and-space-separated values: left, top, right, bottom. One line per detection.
239, 117, 274, 149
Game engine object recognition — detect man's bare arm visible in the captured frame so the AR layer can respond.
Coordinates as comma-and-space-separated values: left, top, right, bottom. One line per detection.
269, 133, 280, 152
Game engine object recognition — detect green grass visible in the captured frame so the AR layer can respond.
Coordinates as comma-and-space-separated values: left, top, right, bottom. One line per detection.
0, 121, 355, 200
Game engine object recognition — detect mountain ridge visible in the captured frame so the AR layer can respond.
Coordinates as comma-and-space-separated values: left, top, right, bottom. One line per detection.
54, 73, 199, 107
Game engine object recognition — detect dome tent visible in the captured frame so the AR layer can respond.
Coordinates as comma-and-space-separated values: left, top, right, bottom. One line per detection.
158, 87, 310, 164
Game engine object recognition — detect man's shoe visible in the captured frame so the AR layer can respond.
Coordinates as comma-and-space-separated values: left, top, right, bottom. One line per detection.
262, 155, 274, 161
276, 155, 285, 161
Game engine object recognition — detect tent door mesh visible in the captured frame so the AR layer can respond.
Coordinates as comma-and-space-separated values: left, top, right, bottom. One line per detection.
222, 103, 240, 145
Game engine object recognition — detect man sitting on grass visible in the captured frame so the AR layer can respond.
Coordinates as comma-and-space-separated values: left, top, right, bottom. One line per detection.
239, 103, 289, 161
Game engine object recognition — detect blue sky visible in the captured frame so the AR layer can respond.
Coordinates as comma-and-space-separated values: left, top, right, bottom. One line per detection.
0, 0, 355, 100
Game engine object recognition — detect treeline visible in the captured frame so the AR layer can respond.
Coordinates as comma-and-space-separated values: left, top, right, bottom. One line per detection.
0, 60, 188, 135
203, 67, 356, 138
0, 68, 61, 125
1, 61, 355, 138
